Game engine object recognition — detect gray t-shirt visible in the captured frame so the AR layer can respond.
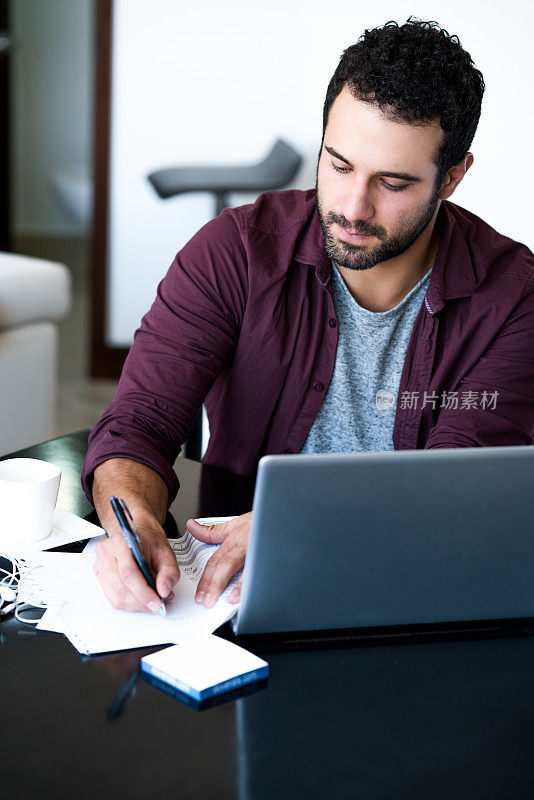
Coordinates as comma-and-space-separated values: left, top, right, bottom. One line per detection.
301, 263, 432, 454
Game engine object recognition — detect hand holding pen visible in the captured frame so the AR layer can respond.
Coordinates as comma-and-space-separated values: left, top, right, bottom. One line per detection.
110, 496, 168, 617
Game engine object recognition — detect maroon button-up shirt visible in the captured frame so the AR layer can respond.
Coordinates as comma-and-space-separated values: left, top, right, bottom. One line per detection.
82, 189, 534, 503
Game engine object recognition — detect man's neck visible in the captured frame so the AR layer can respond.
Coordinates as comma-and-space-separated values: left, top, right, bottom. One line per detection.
336, 209, 441, 313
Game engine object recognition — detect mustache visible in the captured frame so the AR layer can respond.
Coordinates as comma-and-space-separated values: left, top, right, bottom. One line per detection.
327, 212, 386, 239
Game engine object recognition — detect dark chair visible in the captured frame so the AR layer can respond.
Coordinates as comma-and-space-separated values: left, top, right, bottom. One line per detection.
147, 138, 302, 461
148, 138, 302, 213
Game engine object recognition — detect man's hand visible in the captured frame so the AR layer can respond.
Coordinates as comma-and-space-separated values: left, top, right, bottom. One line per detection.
94, 515, 179, 613
91, 458, 179, 613
186, 512, 252, 608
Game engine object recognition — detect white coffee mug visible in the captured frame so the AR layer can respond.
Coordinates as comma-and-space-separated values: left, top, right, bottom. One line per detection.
0, 458, 62, 545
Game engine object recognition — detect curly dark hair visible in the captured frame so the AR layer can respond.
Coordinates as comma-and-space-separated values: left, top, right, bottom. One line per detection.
322, 18, 485, 182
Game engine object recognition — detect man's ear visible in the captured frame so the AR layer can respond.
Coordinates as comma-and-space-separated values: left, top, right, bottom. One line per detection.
440, 153, 474, 200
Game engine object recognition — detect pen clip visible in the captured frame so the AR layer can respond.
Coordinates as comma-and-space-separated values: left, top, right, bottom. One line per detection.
118, 498, 142, 544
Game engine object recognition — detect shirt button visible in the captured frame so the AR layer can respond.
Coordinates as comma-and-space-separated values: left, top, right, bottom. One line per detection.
328, 318, 337, 328
284, 448, 293, 454
313, 381, 324, 392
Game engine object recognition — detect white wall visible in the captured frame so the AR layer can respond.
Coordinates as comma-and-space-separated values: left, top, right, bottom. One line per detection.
108, 0, 534, 345
11, 0, 93, 236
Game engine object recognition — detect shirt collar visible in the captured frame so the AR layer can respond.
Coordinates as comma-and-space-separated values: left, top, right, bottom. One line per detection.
293, 196, 332, 284
424, 202, 476, 314
293, 196, 477, 311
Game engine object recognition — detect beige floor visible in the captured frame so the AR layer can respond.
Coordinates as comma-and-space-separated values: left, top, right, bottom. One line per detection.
13, 235, 119, 439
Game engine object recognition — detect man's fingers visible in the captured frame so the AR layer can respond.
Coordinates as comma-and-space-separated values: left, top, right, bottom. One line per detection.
186, 518, 231, 544
151, 538, 180, 598
93, 551, 147, 612
187, 512, 252, 544
195, 538, 247, 608
228, 576, 243, 604
191, 512, 251, 608
95, 533, 172, 613
116, 552, 163, 611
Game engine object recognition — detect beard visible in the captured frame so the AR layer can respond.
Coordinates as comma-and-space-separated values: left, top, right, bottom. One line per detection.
316, 175, 442, 271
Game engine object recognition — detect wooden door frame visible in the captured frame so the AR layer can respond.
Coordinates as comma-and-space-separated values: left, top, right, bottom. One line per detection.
90, 0, 128, 377
0, 0, 11, 251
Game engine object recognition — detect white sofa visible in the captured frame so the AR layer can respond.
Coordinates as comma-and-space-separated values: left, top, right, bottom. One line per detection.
0, 253, 71, 456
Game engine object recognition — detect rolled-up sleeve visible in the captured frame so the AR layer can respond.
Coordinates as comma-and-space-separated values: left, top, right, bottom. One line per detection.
425, 281, 534, 448
81, 209, 248, 504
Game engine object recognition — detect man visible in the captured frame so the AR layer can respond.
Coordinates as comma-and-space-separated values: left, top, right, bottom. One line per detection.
82, 19, 534, 615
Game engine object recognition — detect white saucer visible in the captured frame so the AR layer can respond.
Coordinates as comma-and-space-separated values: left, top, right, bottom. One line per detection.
1, 506, 104, 553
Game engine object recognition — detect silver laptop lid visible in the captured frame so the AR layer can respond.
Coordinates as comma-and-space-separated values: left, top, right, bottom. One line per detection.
234, 446, 534, 635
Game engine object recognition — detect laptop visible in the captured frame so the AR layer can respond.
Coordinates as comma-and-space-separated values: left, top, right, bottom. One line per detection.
232, 445, 534, 635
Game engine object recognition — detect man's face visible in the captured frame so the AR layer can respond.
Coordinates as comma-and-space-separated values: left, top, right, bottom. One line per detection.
316, 88, 445, 271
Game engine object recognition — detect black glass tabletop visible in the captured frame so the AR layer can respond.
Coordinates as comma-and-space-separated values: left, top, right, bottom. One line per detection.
1, 432, 534, 799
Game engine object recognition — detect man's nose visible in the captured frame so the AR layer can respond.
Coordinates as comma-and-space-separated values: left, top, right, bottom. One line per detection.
341, 181, 375, 223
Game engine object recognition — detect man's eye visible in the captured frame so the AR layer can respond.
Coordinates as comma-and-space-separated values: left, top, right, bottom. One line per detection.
331, 162, 350, 174
381, 180, 408, 192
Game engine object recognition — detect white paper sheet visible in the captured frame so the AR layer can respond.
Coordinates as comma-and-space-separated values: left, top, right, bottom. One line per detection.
19, 551, 94, 633
33, 517, 240, 654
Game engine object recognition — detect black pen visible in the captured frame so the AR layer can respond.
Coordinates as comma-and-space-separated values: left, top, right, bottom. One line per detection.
107, 670, 139, 721
110, 496, 166, 617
